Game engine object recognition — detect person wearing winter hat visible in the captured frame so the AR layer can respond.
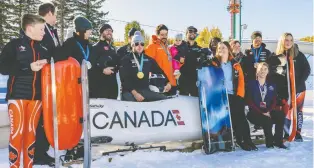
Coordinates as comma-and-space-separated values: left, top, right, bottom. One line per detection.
169, 33, 187, 79
88, 23, 120, 99
242, 31, 271, 82
56, 16, 93, 65
178, 26, 202, 97
54, 15, 93, 163
117, 27, 138, 59
119, 31, 167, 102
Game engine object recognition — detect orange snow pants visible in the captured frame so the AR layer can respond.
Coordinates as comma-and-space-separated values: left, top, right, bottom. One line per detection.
8, 100, 42, 168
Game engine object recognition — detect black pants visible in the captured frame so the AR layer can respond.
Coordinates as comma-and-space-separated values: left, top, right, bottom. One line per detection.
179, 78, 198, 97
122, 89, 167, 102
34, 114, 50, 159
228, 94, 252, 144
247, 110, 285, 145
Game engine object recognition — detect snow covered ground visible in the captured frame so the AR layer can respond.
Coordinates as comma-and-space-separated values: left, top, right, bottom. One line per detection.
0, 92, 312, 168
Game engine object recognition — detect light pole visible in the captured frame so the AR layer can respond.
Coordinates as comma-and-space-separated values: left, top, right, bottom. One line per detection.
240, 24, 247, 44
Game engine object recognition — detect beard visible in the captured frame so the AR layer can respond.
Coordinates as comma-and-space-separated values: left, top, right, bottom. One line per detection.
188, 35, 196, 40
161, 38, 167, 43
103, 34, 112, 41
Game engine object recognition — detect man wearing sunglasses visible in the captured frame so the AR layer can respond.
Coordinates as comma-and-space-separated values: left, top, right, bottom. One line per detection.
89, 24, 119, 99
145, 24, 175, 94
120, 31, 167, 102
178, 26, 202, 97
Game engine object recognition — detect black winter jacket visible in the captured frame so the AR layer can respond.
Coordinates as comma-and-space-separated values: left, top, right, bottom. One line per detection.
0, 36, 50, 100
119, 52, 166, 92
242, 43, 271, 81
89, 40, 119, 98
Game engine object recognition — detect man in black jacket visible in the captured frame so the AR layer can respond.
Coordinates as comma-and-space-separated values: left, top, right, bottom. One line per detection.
34, 3, 59, 166
242, 31, 271, 82
179, 26, 202, 97
89, 24, 119, 99
120, 31, 167, 102
117, 28, 137, 59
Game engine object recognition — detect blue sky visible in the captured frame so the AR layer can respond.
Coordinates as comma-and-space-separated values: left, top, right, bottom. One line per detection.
103, 0, 313, 41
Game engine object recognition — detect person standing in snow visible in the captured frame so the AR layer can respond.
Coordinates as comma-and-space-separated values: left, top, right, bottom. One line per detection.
246, 62, 287, 149
33, 3, 60, 166
117, 28, 138, 59
268, 33, 311, 142
211, 41, 258, 151
0, 14, 49, 168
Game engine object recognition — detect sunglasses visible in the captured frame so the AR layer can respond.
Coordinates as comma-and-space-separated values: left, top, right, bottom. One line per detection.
135, 42, 145, 46
188, 30, 196, 34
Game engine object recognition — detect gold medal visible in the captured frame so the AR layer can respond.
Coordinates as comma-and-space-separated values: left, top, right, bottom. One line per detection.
137, 72, 144, 79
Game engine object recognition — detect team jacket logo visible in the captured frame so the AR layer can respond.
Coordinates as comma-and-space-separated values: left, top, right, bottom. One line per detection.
9, 145, 18, 164
104, 46, 109, 50
18, 45, 26, 52
93, 110, 186, 129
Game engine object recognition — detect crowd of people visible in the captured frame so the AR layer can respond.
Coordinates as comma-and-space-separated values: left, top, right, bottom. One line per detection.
0, 2, 311, 168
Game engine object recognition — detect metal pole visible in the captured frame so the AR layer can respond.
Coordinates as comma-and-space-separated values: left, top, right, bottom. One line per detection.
233, 0, 236, 39
239, 0, 242, 44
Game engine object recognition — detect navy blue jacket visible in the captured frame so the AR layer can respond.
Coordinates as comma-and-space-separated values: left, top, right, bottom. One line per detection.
246, 80, 277, 113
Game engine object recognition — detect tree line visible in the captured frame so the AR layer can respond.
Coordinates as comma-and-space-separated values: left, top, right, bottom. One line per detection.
0, 0, 108, 50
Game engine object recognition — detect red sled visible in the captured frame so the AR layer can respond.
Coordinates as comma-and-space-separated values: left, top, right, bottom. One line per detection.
41, 57, 83, 150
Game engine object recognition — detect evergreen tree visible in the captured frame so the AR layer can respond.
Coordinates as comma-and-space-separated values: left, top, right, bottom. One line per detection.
124, 21, 145, 43
52, 0, 76, 43
74, 0, 109, 42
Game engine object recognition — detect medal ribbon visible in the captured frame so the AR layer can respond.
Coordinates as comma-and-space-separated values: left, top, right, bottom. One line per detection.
132, 53, 144, 72
252, 46, 263, 63
76, 41, 90, 60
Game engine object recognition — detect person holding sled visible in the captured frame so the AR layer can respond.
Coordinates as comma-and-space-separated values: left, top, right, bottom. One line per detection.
0, 14, 49, 168
120, 31, 167, 102
89, 24, 119, 99
246, 63, 287, 149
242, 31, 271, 82
34, 3, 60, 166
145, 24, 174, 94
268, 33, 311, 142
212, 41, 257, 151
56, 15, 93, 162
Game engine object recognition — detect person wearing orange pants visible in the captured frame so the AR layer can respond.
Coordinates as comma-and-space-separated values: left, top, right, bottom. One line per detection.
0, 14, 49, 168
8, 100, 42, 167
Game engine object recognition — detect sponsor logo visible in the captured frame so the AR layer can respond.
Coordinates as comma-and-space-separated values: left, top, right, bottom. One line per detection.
89, 104, 104, 109
268, 86, 274, 91
93, 110, 185, 129
104, 46, 109, 50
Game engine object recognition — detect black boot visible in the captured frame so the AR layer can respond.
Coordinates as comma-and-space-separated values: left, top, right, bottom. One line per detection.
266, 143, 274, 149
294, 133, 303, 142
274, 143, 288, 149
33, 153, 55, 166
237, 142, 251, 151
247, 141, 258, 151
